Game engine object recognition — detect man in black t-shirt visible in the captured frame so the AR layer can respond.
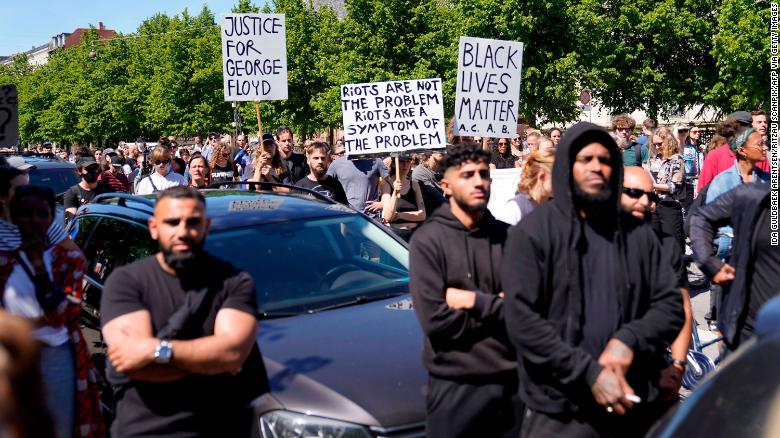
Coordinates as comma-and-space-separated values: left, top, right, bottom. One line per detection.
295, 142, 348, 205
101, 187, 268, 437
63, 157, 106, 220
276, 126, 308, 183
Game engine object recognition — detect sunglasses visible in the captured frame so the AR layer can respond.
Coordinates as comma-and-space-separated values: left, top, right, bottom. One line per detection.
653, 142, 663, 147
498, 142, 508, 145
622, 187, 659, 203
332, 151, 345, 156
154, 159, 170, 166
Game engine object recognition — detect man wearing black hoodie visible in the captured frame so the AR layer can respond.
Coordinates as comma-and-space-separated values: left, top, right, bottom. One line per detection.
502, 122, 684, 437
410, 143, 519, 438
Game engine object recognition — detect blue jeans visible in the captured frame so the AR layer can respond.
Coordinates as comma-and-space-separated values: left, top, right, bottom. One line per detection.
40, 343, 75, 438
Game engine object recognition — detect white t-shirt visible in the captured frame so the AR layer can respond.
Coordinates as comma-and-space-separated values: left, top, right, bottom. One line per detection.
135, 170, 188, 195
494, 199, 523, 226
3, 250, 69, 346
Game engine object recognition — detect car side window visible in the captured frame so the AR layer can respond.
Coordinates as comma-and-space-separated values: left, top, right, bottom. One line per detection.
69, 216, 99, 248
83, 218, 156, 286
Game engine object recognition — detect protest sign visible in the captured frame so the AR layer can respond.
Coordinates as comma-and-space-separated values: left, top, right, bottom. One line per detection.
221, 13, 288, 101
487, 167, 521, 217
0, 85, 19, 147
341, 78, 446, 157
454, 36, 524, 138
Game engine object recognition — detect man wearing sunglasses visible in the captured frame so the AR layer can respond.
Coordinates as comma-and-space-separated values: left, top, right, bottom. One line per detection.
135, 146, 188, 195
621, 166, 692, 402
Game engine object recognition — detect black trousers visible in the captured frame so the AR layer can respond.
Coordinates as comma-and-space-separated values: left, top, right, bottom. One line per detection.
520, 401, 675, 438
654, 200, 685, 253
426, 374, 522, 438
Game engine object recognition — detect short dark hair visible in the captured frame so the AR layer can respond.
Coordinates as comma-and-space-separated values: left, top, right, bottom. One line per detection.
157, 186, 206, 207
275, 126, 293, 140
0, 167, 23, 198
441, 143, 490, 172
642, 118, 657, 130
11, 185, 56, 219
752, 109, 766, 117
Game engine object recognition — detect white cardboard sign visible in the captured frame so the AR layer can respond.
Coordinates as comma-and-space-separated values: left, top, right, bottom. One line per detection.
221, 13, 288, 101
454, 36, 524, 138
487, 167, 521, 217
341, 78, 446, 157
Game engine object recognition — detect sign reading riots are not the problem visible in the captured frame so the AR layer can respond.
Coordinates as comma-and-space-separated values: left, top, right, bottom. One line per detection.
340, 78, 446, 157
454, 36, 524, 138
220, 13, 288, 101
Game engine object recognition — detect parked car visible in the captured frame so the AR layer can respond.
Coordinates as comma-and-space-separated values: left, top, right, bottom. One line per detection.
1, 152, 78, 196
68, 188, 427, 437
647, 297, 780, 438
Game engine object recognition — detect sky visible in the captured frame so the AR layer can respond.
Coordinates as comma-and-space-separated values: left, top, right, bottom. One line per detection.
0, 0, 259, 55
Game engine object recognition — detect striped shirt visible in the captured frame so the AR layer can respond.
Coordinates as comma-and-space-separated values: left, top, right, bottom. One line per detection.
0, 220, 67, 252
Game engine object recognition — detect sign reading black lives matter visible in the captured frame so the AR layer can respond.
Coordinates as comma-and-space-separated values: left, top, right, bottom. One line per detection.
221, 13, 287, 101
341, 78, 446, 157
454, 36, 523, 138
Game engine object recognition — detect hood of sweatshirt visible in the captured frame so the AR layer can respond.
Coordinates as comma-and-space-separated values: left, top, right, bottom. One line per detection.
551, 122, 624, 219
426, 201, 496, 234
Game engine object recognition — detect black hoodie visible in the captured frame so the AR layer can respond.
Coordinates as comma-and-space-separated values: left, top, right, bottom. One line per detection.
502, 122, 684, 414
409, 204, 516, 380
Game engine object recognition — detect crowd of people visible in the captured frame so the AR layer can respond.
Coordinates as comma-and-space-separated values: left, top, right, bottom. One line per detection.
0, 105, 775, 437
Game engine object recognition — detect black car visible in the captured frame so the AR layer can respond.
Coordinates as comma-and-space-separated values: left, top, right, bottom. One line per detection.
68, 188, 427, 437
1, 152, 78, 196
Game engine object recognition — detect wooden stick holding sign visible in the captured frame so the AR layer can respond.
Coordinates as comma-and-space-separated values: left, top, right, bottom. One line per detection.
395, 156, 401, 198
255, 101, 263, 135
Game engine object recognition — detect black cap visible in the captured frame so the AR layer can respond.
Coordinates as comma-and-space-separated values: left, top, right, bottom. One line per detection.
727, 111, 752, 126
76, 157, 99, 169
110, 155, 124, 167
262, 133, 275, 143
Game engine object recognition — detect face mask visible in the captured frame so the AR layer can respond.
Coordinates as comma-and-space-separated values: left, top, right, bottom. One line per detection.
82, 171, 98, 183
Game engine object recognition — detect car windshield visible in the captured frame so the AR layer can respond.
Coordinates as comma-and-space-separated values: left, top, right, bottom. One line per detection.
29, 167, 79, 196
205, 214, 409, 315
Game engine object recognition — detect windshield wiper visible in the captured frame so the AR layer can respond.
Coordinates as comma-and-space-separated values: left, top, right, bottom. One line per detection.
308, 291, 406, 313
258, 311, 301, 320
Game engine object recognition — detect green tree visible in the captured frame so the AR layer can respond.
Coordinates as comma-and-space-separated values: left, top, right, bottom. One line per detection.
706, 0, 770, 111
572, 0, 718, 118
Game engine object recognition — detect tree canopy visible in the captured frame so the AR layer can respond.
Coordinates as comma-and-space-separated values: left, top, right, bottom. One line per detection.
0, 0, 769, 145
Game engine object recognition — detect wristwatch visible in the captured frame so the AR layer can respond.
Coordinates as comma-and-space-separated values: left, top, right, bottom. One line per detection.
154, 340, 173, 364
671, 358, 687, 370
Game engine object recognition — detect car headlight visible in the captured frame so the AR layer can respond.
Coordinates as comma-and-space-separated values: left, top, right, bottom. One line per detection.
259, 410, 373, 438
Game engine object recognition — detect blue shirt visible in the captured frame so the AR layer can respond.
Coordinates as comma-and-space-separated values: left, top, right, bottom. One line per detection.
705, 161, 770, 259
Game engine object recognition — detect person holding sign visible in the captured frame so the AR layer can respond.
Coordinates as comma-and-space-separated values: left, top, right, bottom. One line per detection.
379, 156, 425, 240
250, 134, 292, 184
409, 143, 521, 438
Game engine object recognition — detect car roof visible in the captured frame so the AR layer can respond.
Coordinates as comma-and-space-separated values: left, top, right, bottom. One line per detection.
1, 153, 76, 170
77, 189, 358, 231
